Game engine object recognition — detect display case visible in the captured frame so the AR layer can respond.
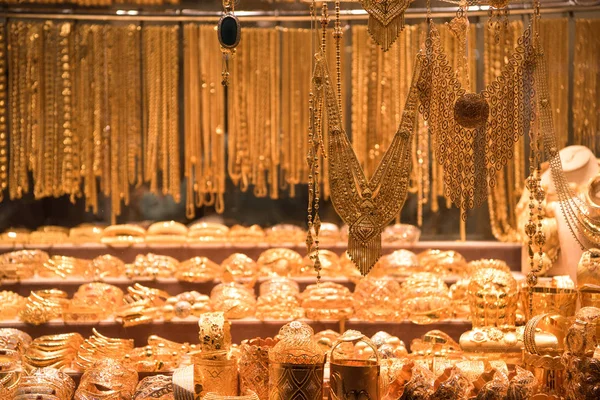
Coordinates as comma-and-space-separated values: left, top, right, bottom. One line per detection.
1, 0, 600, 398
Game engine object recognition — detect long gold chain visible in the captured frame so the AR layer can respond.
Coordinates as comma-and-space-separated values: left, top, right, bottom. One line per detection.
0, 23, 7, 202
573, 19, 600, 154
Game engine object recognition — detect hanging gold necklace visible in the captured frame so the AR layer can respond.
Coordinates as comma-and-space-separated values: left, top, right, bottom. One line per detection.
314, 5, 421, 275
360, 0, 412, 52
418, 12, 536, 221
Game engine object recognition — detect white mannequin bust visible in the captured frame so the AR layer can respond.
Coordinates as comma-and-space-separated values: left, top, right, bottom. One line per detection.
523, 146, 599, 281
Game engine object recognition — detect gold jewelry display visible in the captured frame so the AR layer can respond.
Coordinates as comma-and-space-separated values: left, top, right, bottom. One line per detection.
315, 27, 421, 275
360, 0, 412, 51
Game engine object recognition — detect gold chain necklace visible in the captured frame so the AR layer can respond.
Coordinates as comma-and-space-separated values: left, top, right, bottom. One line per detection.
573, 19, 600, 154
0, 22, 7, 201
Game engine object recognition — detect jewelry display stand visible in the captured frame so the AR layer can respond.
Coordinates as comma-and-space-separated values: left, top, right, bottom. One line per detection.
521, 146, 599, 282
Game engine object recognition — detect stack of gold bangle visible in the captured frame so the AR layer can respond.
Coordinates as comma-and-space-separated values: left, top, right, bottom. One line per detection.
209, 283, 256, 319
75, 329, 134, 370
125, 253, 179, 280
401, 272, 452, 324
227, 225, 265, 243
28, 227, 69, 245
126, 335, 189, 373
39, 255, 91, 279
88, 254, 125, 280
353, 277, 403, 322
221, 253, 258, 281
0, 348, 21, 398
65, 282, 124, 323
146, 221, 189, 245
0, 228, 30, 245
23, 333, 84, 371
68, 225, 105, 244
256, 277, 303, 320
256, 248, 303, 277
75, 358, 139, 400
0, 328, 32, 355
0, 291, 25, 319
187, 222, 230, 243
264, 224, 306, 245
301, 282, 354, 321
19, 289, 69, 325
101, 224, 146, 247
117, 284, 168, 327
416, 250, 469, 277
15, 367, 76, 400
301, 249, 345, 277
175, 256, 221, 282
0, 249, 48, 281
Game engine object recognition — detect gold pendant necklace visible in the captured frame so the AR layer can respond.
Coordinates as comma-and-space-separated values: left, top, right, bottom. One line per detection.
361, 0, 412, 52
314, 49, 421, 275
418, 17, 536, 220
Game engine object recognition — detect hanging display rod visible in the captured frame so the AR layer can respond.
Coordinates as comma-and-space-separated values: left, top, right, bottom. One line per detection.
0, 4, 598, 21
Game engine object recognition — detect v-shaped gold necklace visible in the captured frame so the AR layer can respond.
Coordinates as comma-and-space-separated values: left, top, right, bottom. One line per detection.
313, 51, 421, 275
418, 17, 536, 219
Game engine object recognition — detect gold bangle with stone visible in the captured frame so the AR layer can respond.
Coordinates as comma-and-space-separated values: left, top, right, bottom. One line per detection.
125, 253, 179, 280
577, 248, 600, 289
162, 291, 210, 321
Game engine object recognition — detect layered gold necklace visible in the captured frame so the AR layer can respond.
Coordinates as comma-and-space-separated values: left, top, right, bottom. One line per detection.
315, 1, 420, 275
417, 11, 537, 221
